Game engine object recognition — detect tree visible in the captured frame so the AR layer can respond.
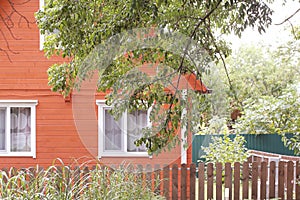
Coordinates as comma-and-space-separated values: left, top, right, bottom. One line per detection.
201, 28, 300, 154
35, 0, 276, 154
0, 0, 33, 61
225, 44, 300, 107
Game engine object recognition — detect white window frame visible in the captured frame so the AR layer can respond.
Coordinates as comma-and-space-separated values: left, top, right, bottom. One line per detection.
39, 0, 45, 51
0, 100, 38, 158
96, 100, 151, 158
39, 0, 62, 51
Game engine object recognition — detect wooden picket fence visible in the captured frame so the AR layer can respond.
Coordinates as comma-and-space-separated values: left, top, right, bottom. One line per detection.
1, 161, 300, 199
141, 161, 300, 200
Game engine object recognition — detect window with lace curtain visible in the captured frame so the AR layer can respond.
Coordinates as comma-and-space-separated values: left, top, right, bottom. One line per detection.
0, 100, 38, 158
96, 100, 150, 157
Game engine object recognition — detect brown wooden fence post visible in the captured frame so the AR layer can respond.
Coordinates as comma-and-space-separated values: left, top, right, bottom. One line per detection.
216, 162, 223, 200
224, 162, 232, 200
296, 161, 300, 200
287, 161, 294, 200
234, 162, 240, 200
260, 162, 267, 200
269, 161, 276, 199
137, 164, 143, 181
190, 163, 196, 200
252, 162, 258, 200
207, 163, 214, 200
163, 165, 170, 200
198, 163, 205, 200
181, 164, 187, 200
172, 164, 178, 200
278, 161, 285, 200
146, 164, 152, 188
242, 162, 249, 200
154, 164, 161, 195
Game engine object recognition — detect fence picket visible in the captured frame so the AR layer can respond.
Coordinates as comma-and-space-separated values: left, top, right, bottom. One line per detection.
225, 163, 232, 200
296, 161, 300, 200
216, 162, 222, 200
146, 164, 152, 184
252, 162, 258, 200
234, 162, 240, 200
242, 162, 249, 199
287, 161, 294, 200
198, 163, 205, 200
269, 161, 276, 199
260, 162, 267, 199
137, 164, 143, 180
154, 164, 161, 195
207, 163, 214, 199
190, 163, 196, 200
163, 165, 169, 200
172, 164, 178, 200
278, 161, 285, 199
181, 164, 187, 200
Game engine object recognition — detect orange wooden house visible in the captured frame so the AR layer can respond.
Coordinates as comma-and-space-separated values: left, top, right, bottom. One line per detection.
0, 0, 209, 168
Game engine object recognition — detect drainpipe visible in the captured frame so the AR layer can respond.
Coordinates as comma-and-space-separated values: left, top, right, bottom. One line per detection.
181, 89, 187, 164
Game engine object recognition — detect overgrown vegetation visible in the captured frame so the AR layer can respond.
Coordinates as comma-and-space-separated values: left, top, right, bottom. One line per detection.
199, 34, 300, 154
200, 121, 249, 164
0, 160, 164, 200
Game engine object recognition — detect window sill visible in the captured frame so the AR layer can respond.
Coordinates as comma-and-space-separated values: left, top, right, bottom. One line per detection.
0, 152, 36, 158
98, 152, 152, 158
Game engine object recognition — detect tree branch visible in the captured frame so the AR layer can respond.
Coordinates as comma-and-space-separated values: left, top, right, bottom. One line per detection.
275, 8, 300, 25
161, 0, 223, 131
0, 0, 33, 61
203, 20, 240, 107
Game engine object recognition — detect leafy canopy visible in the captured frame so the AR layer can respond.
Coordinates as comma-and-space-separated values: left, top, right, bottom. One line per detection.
35, 0, 274, 154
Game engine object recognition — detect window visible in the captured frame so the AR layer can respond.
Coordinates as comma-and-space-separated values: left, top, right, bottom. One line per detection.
0, 100, 38, 158
97, 100, 150, 157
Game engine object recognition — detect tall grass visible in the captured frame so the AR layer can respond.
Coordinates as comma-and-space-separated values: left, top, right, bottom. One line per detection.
0, 159, 164, 200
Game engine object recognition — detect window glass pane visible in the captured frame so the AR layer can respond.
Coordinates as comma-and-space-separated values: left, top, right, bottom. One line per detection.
104, 109, 123, 151
127, 110, 147, 152
10, 107, 31, 152
0, 108, 6, 151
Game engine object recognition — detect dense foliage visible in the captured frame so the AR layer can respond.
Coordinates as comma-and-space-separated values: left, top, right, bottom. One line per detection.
201, 133, 249, 164
235, 86, 300, 135
199, 27, 300, 154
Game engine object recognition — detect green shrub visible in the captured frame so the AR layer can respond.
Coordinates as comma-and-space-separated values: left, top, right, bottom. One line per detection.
201, 134, 249, 165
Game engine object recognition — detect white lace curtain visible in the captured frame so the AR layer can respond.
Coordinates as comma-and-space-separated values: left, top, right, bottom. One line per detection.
104, 109, 147, 152
10, 107, 31, 152
104, 109, 122, 151
127, 110, 147, 152
0, 108, 5, 151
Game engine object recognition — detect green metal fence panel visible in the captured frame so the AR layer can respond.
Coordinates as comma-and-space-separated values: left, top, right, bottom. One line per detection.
192, 133, 297, 164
